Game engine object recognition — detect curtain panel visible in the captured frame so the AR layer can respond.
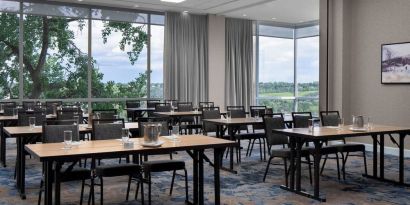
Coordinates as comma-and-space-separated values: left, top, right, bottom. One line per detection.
225, 18, 254, 109
163, 12, 208, 105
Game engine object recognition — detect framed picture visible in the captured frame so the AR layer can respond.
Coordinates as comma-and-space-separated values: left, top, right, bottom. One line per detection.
382, 42, 410, 84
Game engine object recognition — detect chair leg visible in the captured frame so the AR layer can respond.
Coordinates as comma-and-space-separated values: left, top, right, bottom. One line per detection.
100, 177, 104, 205
320, 154, 328, 175
258, 138, 263, 161
170, 170, 176, 195
249, 139, 256, 157
263, 157, 274, 182
283, 158, 288, 187
135, 181, 140, 200
184, 169, 188, 202
38, 179, 43, 205
262, 138, 267, 161
306, 156, 313, 184
245, 140, 252, 156
342, 152, 348, 180
126, 175, 132, 201
80, 180, 85, 205
363, 150, 368, 175
336, 153, 341, 180
148, 174, 152, 205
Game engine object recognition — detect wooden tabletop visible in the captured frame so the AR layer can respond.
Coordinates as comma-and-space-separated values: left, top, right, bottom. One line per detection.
125, 107, 155, 111
154, 111, 202, 117
25, 135, 237, 161
272, 124, 410, 140
202, 117, 263, 125
0, 114, 57, 121
3, 122, 139, 137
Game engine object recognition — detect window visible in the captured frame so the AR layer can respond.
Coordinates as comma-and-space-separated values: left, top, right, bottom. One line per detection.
256, 24, 319, 115
0, 1, 164, 112
0, 1, 20, 99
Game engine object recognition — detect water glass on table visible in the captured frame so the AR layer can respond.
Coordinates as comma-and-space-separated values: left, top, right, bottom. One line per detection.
121, 128, 130, 143
63, 130, 72, 150
29, 117, 36, 129
171, 125, 180, 141
337, 118, 344, 130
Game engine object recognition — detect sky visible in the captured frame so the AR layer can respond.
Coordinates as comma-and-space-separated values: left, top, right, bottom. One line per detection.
70, 20, 164, 84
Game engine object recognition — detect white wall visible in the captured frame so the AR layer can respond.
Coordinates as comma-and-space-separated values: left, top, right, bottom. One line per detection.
326, 0, 410, 148
208, 15, 226, 109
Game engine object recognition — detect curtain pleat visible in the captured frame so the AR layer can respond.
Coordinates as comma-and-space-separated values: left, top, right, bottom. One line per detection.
164, 12, 208, 105
225, 18, 254, 109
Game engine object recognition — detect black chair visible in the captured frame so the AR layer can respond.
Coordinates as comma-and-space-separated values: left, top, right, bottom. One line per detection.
57, 109, 83, 123
92, 109, 117, 120
177, 102, 199, 134
18, 111, 46, 126
201, 106, 221, 136
91, 118, 143, 205
164, 99, 178, 106
22, 101, 37, 110
262, 113, 312, 185
126, 100, 141, 121
292, 111, 343, 180
199, 102, 214, 109
320, 111, 368, 180
248, 106, 267, 158
136, 118, 188, 205
38, 120, 93, 205
155, 103, 171, 112
45, 101, 62, 115
146, 100, 160, 108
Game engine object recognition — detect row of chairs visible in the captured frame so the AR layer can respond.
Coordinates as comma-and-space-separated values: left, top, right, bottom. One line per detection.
37, 117, 188, 205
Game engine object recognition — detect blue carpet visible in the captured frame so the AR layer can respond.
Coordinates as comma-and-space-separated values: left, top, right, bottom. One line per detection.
0, 138, 410, 204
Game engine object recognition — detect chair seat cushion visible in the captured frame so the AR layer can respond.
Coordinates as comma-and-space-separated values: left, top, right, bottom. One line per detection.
331, 143, 366, 152
96, 163, 142, 177
235, 133, 264, 140
143, 160, 185, 172
58, 167, 91, 182
270, 147, 312, 158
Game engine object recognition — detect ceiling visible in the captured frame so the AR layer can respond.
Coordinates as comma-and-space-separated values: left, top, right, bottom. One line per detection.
53, 0, 319, 24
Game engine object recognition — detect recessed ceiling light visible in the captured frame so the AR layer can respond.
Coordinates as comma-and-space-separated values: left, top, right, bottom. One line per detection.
272, 17, 277, 20
77, 0, 83, 2
183, 10, 188, 13
161, 0, 186, 3
242, 14, 247, 17
134, 4, 139, 8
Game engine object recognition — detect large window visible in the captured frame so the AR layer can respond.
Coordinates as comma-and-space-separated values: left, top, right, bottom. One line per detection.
0, 1, 164, 109
0, 1, 20, 99
256, 24, 319, 115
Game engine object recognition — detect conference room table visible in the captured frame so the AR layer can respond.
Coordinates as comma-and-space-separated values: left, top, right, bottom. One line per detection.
202, 117, 264, 173
25, 135, 236, 205
3, 122, 139, 199
272, 124, 410, 202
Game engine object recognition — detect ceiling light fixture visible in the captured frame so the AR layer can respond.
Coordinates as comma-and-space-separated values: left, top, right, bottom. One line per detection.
272, 17, 277, 20
161, 0, 186, 3
242, 14, 247, 17
77, 0, 83, 2
134, 4, 139, 8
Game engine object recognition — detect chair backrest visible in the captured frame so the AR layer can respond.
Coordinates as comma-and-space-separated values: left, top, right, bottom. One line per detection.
199, 102, 214, 109
57, 110, 83, 123
320, 111, 340, 126
18, 111, 46, 126
155, 103, 171, 112
263, 113, 289, 146
147, 100, 160, 108
291, 112, 312, 128
93, 109, 117, 120
0, 102, 16, 109
227, 106, 246, 118
164, 99, 178, 106
265, 108, 273, 115
137, 117, 169, 137
250, 106, 267, 117
202, 107, 221, 134
126, 100, 140, 109
45, 101, 62, 115
92, 118, 124, 140
22, 101, 38, 110
177, 102, 193, 112
42, 120, 78, 143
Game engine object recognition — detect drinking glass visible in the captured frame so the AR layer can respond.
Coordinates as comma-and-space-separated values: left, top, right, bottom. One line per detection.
367, 116, 373, 130
227, 111, 231, 121
13, 108, 18, 117
171, 125, 180, 141
308, 119, 314, 132
29, 117, 36, 129
63, 130, 72, 149
254, 110, 260, 120
121, 128, 130, 143
337, 118, 344, 129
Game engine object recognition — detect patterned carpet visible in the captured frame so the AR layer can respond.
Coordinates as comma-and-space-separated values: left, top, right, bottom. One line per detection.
1, 138, 410, 205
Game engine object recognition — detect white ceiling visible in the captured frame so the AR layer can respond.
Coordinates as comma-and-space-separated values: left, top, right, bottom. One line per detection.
53, 0, 319, 24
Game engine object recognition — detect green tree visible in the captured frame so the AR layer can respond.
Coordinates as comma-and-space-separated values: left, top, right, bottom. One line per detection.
0, 11, 148, 100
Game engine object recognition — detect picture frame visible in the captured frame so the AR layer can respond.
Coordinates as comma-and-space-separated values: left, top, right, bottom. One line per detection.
381, 42, 410, 84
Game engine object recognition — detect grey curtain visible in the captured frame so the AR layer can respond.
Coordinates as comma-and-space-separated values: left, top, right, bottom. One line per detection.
164, 12, 208, 105
225, 18, 254, 109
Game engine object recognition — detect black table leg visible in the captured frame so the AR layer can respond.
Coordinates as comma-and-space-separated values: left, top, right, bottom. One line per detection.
16, 137, 26, 199
54, 162, 62, 205
313, 140, 324, 201
399, 133, 405, 183
229, 127, 234, 171
289, 137, 296, 190
199, 150, 204, 205
380, 134, 384, 179
193, 150, 198, 204
372, 134, 378, 177
295, 138, 303, 192
214, 148, 222, 205
0, 123, 6, 167
45, 161, 53, 205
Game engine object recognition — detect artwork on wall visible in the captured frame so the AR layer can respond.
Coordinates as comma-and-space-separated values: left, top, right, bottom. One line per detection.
382, 42, 410, 84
